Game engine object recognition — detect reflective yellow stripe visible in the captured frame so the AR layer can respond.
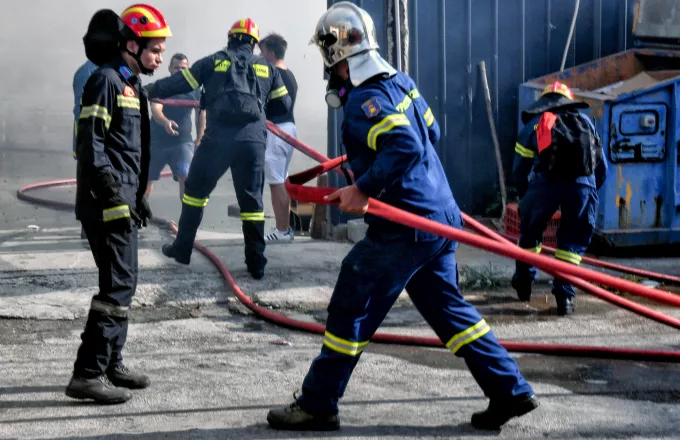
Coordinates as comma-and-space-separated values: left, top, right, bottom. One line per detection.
182, 194, 209, 208
515, 142, 536, 158
522, 244, 542, 254
79, 105, 112, 129
214, 60, 231, 72
270, 86, 288, 99
424, 107, 435, 127
117, 95, 140, 110
367, 114, 411, 151
395, 94, 413, 113
102, 205, 130, 222
409, 89, 421, 99
253, 64, 269, 78
446, 320, 491, 355
240, 211, 265, 221
323, 331, 369, 356
182, 68, 199, 89
555, 249, 582, 265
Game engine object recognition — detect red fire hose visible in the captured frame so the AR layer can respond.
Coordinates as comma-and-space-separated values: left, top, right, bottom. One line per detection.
17, 97, 680, 363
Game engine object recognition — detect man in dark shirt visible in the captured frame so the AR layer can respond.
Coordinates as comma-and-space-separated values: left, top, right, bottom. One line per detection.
146, 53, 205, 200
260, 33, 298, 243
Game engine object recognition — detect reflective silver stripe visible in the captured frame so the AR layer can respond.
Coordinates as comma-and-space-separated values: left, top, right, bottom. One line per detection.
91, 299, 129, 318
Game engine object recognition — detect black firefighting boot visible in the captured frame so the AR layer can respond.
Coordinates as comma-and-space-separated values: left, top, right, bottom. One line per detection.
65, 374, 132, 404
106, 363, 151, 389
471, 394, 539, 430
555, 295, 575, 316
511, 276, 532, 302
161, 243, 190, 265
267, 395, 340, 431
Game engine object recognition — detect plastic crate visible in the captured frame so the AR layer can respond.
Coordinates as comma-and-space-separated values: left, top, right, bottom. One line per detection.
504, 203, 561, 247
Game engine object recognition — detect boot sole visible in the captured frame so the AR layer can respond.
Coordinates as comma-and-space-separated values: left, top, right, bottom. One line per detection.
65, 388, 131, 405
267, 414, 340, 431
471, 397, 540, 430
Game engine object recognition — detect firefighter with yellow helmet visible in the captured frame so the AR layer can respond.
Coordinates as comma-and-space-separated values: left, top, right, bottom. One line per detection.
145, 18, 293, 280
67, 4, 171, 404
511, 81, 607, 315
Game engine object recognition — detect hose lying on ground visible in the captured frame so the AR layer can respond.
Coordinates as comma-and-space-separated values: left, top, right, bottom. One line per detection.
15, 98, 680, 363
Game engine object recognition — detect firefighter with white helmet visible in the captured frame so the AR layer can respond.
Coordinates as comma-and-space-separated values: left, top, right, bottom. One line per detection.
266, 1, 538, 431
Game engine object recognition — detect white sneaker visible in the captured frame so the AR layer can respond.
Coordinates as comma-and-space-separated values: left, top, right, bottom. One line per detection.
265, 227, 294, 243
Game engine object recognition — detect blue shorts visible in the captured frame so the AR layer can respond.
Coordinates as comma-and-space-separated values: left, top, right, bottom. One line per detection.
149, 142, 195, 181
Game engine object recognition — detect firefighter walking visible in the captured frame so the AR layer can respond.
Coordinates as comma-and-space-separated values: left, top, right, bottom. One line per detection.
144, 18, 292, 280
67, 4, 172, 404
267, 2, 538, 431
511, 81, 607, 315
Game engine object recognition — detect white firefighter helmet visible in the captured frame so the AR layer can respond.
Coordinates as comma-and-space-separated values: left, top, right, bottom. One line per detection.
311, 1, 396, 86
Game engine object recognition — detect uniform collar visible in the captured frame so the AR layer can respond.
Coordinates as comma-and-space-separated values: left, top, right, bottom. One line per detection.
105, 56, 139, 84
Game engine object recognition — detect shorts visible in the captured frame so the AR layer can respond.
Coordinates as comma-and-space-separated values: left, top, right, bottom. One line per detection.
149, 142, 195, 182
265, 121, 297, 185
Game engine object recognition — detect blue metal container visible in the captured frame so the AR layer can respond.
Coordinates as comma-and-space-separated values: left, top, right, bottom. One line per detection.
518, 0, 680, 247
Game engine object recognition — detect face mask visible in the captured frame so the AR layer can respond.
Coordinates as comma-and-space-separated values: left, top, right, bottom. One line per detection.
324, 67, 352, 109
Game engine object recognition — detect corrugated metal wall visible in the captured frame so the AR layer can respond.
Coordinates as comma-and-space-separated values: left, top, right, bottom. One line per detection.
327, 0, 638, 216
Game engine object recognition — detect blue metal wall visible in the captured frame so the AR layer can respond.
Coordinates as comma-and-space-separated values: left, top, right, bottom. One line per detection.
326, 0, 638, 216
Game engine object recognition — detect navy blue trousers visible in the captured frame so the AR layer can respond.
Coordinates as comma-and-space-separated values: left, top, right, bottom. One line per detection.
298, 207, 534, 415
172, 135, 267, 272
513, 180, 599, 297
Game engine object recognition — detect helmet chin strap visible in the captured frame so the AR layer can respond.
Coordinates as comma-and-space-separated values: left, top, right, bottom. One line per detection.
125, 40, 154, 76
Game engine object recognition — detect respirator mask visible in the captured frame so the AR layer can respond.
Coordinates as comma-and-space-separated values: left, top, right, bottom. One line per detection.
324, 66, 352, 109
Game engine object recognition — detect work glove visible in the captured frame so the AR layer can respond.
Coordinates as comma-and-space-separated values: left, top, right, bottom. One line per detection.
102, 192, 140, 234
135, 197, 153, 228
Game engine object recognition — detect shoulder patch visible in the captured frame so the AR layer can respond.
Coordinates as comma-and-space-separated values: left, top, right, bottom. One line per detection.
123, 86, 136, 97
119, 66, 133, 79
361, 97, 382, 119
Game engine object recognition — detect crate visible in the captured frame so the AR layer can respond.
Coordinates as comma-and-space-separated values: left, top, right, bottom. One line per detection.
504, 203, 561, 247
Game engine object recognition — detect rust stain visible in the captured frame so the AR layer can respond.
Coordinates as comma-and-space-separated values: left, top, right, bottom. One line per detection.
626, 183, 633, 227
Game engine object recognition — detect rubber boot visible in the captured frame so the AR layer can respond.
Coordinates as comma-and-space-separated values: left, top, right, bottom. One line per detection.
161, 243, 190, 265
65, 375, 132, 404
511, 277, 532, 302
470, 394, 539, 430
267, 400, 340, 431
106, 363, 151, 389
556, 295, 575, 316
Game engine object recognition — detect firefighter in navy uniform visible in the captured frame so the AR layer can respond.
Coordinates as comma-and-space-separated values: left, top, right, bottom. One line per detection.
66, 4, 172, 404
145, 18, 292, 280
511, 81, 607, 315
267, 2, 538, 432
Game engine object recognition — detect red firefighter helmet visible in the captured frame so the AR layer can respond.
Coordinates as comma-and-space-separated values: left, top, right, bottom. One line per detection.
228, 18, 260, 42
120, 4, 173, 38
541, 81, 574, 100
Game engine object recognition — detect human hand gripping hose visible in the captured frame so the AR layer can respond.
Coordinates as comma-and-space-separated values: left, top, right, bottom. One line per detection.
16, 97, 680, 363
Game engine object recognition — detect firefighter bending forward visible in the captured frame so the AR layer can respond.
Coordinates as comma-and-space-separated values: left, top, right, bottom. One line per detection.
267, 2, 538, 431
145, 18, 292, 280
511, 81, 607, 315
67, 4, 171, 404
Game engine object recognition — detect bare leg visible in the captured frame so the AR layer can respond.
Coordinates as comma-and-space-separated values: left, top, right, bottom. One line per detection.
145, 181, 155, 200
270, 183, 290, 231
178, 176, 186, 201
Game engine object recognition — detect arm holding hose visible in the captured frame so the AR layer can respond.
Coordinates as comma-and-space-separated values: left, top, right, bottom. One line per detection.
326, 89, 424, 214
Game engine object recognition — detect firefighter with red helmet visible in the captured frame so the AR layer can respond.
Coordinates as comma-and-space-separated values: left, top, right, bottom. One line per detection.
511, 81, 607, 315
66, 4, 171, 404
145, 18, 292, 280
